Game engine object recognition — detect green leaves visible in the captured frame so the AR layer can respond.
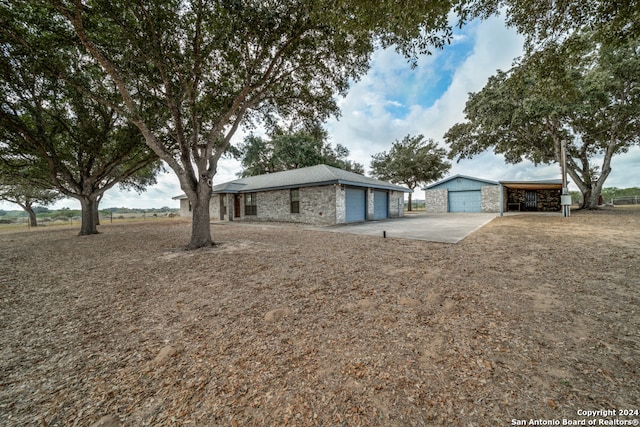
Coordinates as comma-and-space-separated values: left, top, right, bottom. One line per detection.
467, 0, 639, 52
236, 130, 363, 177
1, 0, 161, 232
445, 28, 640, 208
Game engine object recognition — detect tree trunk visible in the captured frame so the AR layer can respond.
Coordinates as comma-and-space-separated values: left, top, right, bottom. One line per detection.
188, 182, 214, 249
583, 140, 614, 209
407, 192, 413, 212
78, 197, 99, 235
94, 203, 100, 226
25, 206, 38, 227
585, 190, 600, 209
17, 201, 38, 227
580, 188, 592, 209
95, 195, 103, 225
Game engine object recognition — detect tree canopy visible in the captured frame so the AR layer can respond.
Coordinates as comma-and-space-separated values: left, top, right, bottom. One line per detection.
2, 0, 478, 248
0, 7, 162, 235
467, 0, 639, 50
445, 31, 640, 209
370, 134, 450, 210
236, 129, 363, 177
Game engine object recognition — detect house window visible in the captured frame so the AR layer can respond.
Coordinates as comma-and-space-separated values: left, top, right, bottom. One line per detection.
245, 193, 257, 216
290, 188, 300, 213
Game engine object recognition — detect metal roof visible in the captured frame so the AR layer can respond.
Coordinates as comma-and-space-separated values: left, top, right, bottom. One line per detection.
499, 179, 563, 185
423, 174, 499, 190
173, 164, 411, 199
499, 179, 564, 190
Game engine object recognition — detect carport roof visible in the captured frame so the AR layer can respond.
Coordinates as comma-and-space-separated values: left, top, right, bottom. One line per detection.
499, 179, 563, 190
172, 164, 411, 199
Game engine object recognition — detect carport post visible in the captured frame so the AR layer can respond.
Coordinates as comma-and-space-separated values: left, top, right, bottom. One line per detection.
561, 140, 570, 218
499, 184, 504, 217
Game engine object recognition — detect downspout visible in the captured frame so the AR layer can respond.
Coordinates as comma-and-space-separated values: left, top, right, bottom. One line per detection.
499, 184, 504, 217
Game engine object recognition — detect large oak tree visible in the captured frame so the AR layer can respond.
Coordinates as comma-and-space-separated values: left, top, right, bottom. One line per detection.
445, 32, 640, 209
0, 166, 61, 227
0, 6, 162, 235
12, 0, 475, 249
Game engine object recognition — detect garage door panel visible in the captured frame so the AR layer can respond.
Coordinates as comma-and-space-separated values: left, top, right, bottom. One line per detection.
373, 190, 388, 220
345, 188, 366, 222
449, 190, 481, 213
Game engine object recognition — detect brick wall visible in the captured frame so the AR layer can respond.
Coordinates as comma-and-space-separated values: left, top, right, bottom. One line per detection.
335, 186, 346, 223
180, 185, 404, 224
178, 197, 221, 219
481, 186, 501, 213
389, 191, 405, 218
243, 185, 337, 225
178, 199, 190, 218
425, 188, 448, 213
366, 188, 375, 220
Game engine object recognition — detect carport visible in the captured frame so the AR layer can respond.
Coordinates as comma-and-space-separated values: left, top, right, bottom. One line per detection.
499, 180, 563, 214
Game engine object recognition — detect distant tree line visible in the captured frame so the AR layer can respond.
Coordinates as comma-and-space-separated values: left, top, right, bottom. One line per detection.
570, 188, 640, 205
0, 206, 177, 219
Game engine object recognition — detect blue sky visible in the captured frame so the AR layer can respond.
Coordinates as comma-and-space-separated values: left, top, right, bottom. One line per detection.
2, 14, 639, 211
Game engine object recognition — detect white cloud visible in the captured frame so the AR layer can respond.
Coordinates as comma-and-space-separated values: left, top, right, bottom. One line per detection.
326, 14, 640, 191
326, 15, 525, 175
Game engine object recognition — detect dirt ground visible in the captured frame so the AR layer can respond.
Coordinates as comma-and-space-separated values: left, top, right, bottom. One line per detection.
1, 208, 639, 426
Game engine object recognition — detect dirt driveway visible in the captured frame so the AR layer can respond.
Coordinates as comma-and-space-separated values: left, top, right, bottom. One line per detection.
319, 212, 497, 243
1, 208, 639, 426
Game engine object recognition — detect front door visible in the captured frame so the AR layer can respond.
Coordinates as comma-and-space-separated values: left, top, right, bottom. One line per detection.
234, 195, 241, 218
525, 190, 537, 210
219, 195, 226, 220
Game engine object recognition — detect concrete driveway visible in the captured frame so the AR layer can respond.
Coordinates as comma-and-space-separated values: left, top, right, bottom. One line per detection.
320, 213, 497, 243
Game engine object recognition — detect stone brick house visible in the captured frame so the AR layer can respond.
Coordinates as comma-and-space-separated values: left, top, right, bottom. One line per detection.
424, 174, 563, 214
174, 164, 410, 225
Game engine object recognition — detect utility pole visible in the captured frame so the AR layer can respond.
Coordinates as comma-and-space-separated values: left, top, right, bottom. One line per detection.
560, 140, 571, 217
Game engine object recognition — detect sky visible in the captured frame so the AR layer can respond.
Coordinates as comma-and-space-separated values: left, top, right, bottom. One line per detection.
2, 14, 639, 211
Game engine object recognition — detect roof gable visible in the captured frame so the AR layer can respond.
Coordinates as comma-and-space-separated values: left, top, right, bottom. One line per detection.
424, 174, 499, 190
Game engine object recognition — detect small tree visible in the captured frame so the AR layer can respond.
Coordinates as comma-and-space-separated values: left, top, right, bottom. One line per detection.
370, 135, 451, 210
0, 171, 61, 227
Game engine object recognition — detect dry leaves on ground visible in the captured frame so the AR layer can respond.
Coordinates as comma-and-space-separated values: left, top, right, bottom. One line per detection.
1, 208, 638, 426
